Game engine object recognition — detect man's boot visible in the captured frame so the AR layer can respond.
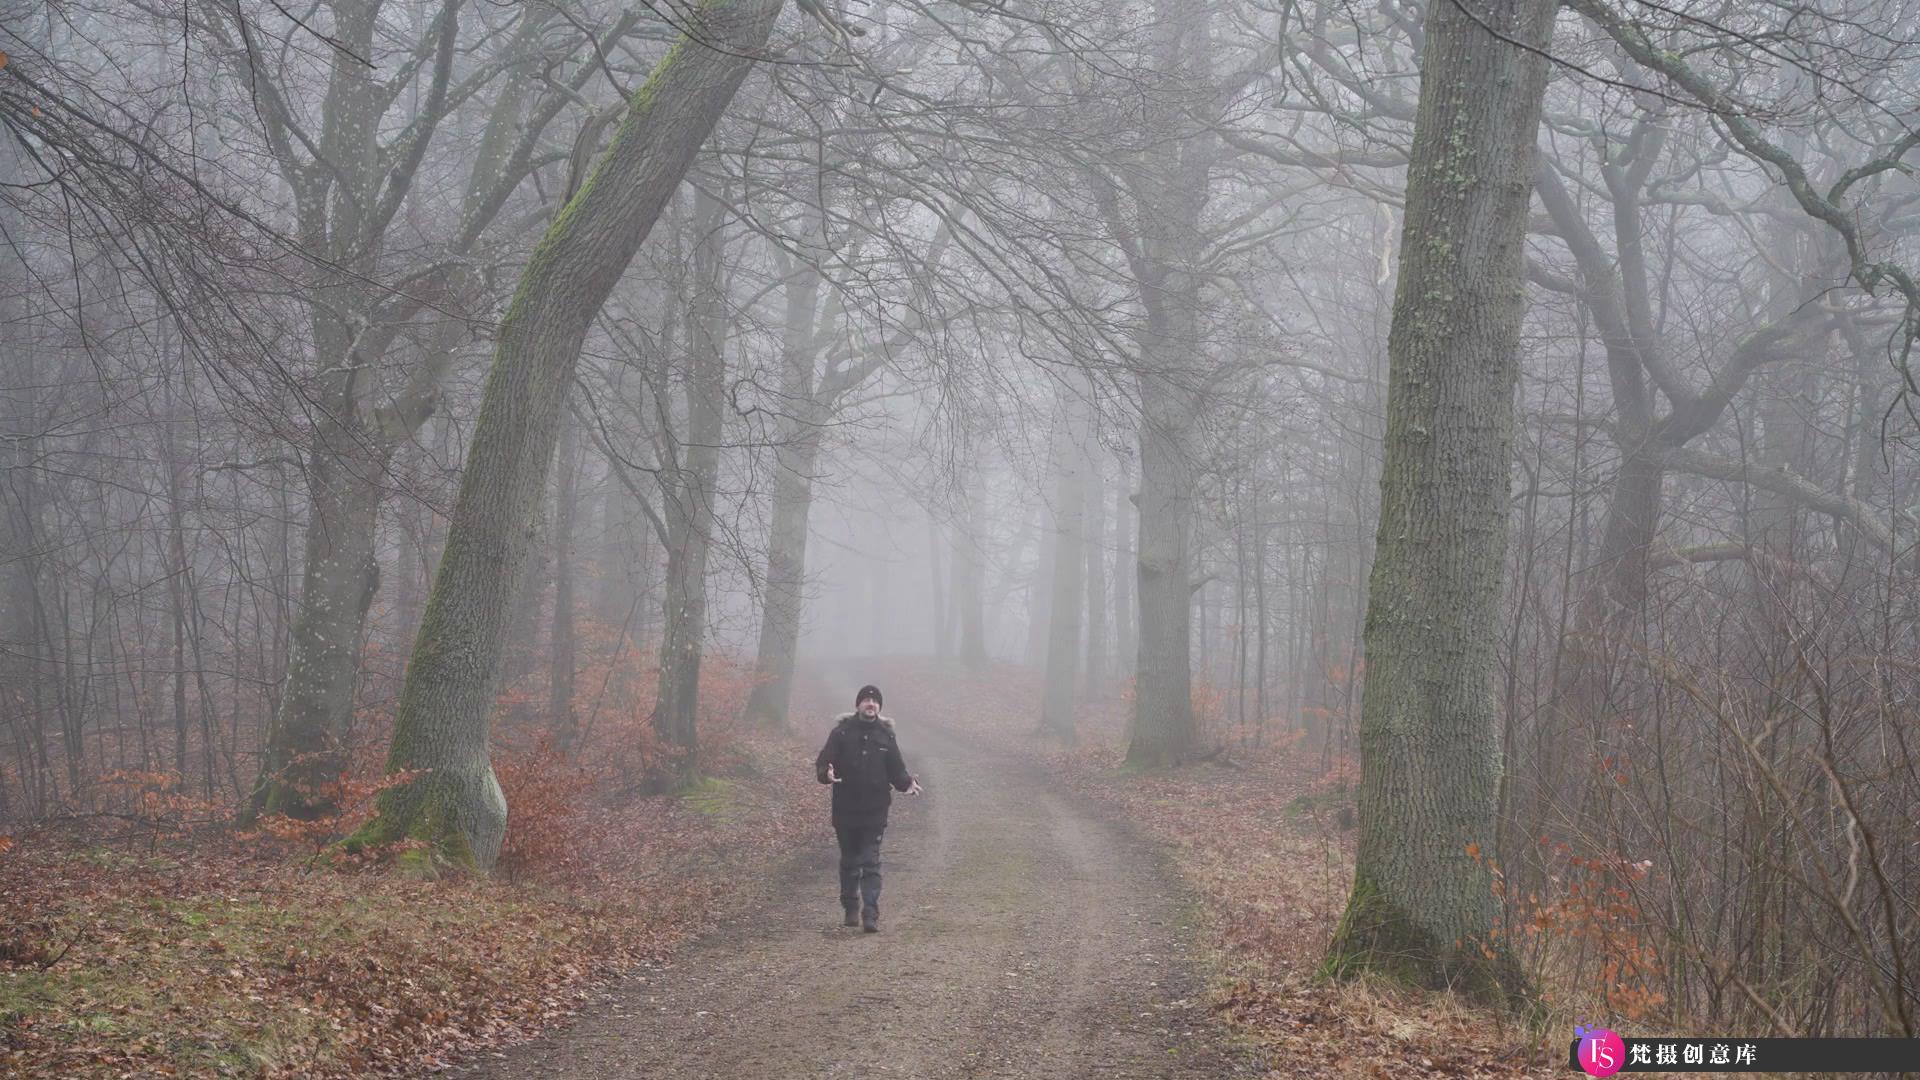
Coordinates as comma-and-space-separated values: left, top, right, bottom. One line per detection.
842, 902, 860, 928
862, 904, 879, 933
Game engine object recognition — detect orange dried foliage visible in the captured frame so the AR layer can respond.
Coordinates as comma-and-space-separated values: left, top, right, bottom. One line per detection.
494, 739, 596, 876
245, 766, 425, 862
97, 769, 229, 835
1479, 842, 1667, 1021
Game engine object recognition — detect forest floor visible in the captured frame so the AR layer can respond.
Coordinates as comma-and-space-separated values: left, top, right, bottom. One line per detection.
3, 662, 1577, 1078
0, 728, 823, 1078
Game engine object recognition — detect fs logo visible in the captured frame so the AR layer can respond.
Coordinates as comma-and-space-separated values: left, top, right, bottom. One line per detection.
1575, 1024, 1626, 1077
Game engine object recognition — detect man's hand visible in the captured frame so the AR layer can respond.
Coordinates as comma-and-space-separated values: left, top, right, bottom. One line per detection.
905, 776, 922, 796
826, 763, 842, 783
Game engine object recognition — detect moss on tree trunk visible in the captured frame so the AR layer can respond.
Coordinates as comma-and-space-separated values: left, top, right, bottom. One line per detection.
1321, 0, 1558, 1006
351, 0, 784, 871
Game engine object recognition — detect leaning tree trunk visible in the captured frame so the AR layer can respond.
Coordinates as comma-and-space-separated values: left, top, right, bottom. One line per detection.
348, 0, 784, 871
243, 3, 598, 825
1322, 0, 1557, 1003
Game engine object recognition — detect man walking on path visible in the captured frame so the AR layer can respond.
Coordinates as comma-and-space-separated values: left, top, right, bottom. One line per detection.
816, 684, 921, 932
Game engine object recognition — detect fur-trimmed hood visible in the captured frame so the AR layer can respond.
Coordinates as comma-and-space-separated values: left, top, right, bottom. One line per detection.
836, 711, 894, 730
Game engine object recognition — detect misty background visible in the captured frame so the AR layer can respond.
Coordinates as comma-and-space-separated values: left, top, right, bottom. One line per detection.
4, 0, 1919, 1040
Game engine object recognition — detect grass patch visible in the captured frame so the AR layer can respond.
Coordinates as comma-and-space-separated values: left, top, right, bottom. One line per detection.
676, 776, 737, 817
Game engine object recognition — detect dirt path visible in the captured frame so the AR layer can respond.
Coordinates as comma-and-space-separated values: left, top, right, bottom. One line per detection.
460, 721, 1259, 1079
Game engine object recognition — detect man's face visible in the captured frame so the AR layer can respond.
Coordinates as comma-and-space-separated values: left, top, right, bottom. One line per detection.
858, 698, 880, 718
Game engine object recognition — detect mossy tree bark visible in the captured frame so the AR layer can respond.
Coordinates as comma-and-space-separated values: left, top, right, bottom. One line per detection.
350, 0, 784, 870
1321, 0, 1557, 1003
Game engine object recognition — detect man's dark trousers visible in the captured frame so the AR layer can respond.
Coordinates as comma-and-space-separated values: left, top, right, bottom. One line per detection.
836, 824, 885, 914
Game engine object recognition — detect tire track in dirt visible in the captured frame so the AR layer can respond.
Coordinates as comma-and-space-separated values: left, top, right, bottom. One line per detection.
458, 720, 1258, 1079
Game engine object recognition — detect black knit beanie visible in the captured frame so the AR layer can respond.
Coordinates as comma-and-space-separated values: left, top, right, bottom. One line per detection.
855, 684, 883, 709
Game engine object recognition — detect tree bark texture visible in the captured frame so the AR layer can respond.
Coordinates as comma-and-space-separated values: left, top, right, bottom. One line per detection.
349, 0, 784, 870
1127, 342, 1202, 767
1322, 0, 1557, 1002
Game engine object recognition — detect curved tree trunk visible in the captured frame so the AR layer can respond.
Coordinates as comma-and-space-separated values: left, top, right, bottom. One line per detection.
349, 0, 784, 871
1322, 0, 1556, 1003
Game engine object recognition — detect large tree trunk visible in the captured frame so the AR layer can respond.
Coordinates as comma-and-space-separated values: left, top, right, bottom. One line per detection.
1322, 0, 1555, 1002
652, 189, 729, 784
1126, 351, 1201, 767
243, 0, 390, 822
1041, 400, 1087, 741
248, 442, 384, 820
349, 0, 783, 870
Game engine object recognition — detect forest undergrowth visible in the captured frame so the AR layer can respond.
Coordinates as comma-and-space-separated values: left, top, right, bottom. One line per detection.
0, 655, 820, 1078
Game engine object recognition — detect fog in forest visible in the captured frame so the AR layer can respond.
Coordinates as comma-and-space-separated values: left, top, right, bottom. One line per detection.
5, 0, 1920, 1072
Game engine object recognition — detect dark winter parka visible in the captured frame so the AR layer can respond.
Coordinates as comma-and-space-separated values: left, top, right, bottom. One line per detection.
815, 713, 913, 828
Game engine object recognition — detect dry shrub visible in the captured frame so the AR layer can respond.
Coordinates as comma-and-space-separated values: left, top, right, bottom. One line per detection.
96, 769, 230, 839
495, 738, 597, 877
